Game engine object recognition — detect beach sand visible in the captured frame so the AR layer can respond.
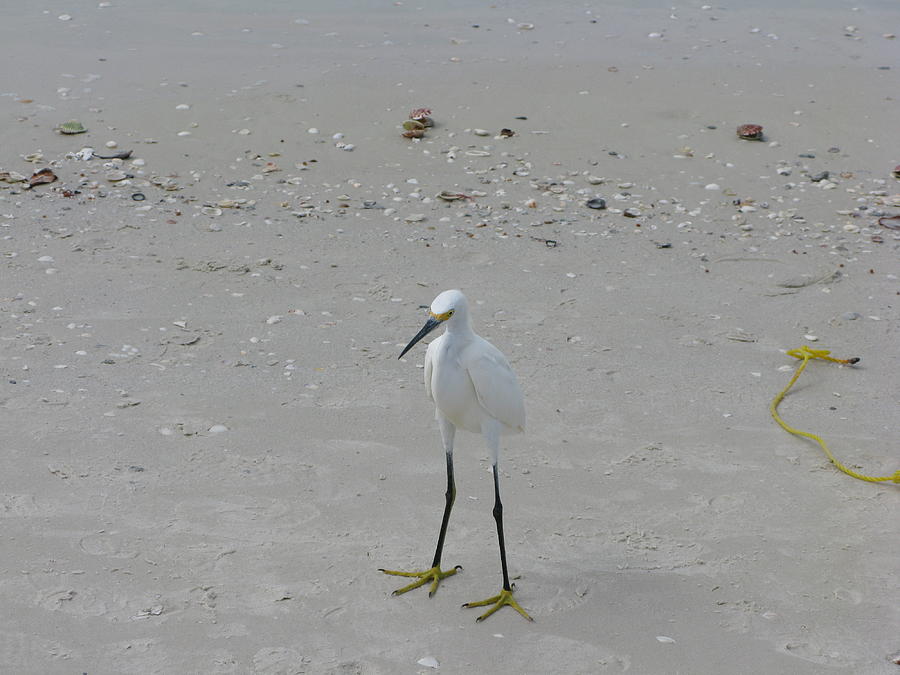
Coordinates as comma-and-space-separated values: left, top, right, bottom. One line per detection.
1, 1, 899, 673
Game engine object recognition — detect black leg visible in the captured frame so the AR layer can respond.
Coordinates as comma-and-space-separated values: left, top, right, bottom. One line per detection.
381, 443, 460, 598
460, 460, 532, 621
492, 463, 512, 592
431, 451, 456, 569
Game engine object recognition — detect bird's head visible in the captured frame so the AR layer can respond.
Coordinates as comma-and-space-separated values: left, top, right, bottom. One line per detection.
428, 289, 468, 322
398, 289, 469, 359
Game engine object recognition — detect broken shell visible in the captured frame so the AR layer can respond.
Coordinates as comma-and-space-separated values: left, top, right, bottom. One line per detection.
59, 120, 87, 135
105, 170, 130, 182
401, 128, 425, 139
402, 120, 425, 131
437, 190, 468, 201
27, 168, 57, 187
737, 123, 764, 140
0, 171, 27, 183
409, 108, 434, 127
93, 150, 133, 160
499, 128, 515, 137
586, 197, 607, 209
892, 165, 900, 179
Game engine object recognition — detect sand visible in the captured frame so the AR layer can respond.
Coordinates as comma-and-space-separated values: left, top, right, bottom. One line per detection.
1, 1, 899, 673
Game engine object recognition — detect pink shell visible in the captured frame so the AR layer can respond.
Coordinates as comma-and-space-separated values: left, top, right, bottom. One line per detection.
737, 123, 764, 140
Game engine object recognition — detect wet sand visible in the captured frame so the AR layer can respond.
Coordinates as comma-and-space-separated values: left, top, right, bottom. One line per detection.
1, 2, 899, 673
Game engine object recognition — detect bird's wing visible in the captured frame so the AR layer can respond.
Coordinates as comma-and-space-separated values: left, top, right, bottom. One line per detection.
423, 334, 442, 402
466, 343, 526, 432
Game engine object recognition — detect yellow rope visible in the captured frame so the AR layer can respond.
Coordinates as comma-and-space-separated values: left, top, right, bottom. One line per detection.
770, 346, 900, 485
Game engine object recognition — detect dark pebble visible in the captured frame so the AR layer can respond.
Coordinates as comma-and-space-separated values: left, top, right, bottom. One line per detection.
810, 171, 829, 182
798, 153, 815, 158
828, 147, 840, 153
514, 116, 528, 120
586, 197, 607, 210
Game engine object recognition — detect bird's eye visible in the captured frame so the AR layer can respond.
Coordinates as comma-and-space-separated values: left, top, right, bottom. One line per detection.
447, 310, 454, 317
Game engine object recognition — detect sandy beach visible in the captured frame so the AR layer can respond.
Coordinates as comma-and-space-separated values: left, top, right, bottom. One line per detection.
2, 1, 899, 673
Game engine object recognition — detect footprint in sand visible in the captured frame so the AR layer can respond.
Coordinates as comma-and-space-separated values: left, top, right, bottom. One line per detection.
79, 532, 141, 558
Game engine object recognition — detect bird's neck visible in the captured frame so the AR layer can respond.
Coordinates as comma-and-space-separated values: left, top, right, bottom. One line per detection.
445, 316, 474, 337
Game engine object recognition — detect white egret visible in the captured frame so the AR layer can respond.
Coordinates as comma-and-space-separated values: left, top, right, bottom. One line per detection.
381, 289, 532, 622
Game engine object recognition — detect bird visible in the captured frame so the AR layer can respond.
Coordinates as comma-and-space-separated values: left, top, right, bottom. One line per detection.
380, 289, 532, 622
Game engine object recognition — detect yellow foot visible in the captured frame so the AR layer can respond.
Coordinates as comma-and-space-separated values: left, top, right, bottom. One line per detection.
379, 564, 462, 597
463, 587, 533, 622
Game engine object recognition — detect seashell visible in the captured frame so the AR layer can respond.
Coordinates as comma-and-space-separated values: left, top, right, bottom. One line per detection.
152, 176, 179, 190
464, 150, 491, 157
736, 123, 763, 140
499, 128, 515, 137
892, 165, 900, 179
27, 168, 57, 187
586, 197, 606, 209
105, 170, 129, 182
59, 120, 87, 135
437, 190, 468, 201
93, 150, 133, 160
409, 108, 433, 127
401, 128, 425, 139
403, 120, 425, 131
0, 171, 27, 183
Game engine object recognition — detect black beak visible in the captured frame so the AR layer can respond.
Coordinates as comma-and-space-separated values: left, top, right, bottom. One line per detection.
398, 316, 442, 359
